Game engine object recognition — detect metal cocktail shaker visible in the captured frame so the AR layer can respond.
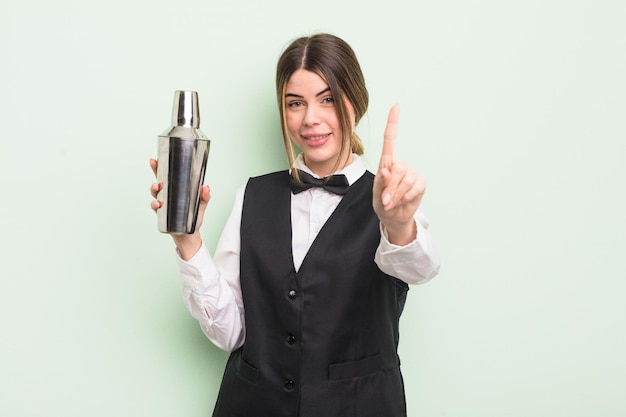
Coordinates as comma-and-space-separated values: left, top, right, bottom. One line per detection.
157, 90, 211, 234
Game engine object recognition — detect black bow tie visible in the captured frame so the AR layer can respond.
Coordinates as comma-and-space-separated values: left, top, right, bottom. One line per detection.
289, 169, 350, 195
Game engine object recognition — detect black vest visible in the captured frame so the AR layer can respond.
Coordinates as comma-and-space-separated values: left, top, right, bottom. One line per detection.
212, 171, 409, 417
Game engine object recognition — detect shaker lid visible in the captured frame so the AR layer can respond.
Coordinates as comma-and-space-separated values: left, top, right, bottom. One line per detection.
172, 90, 200, 128
159, 90, 209, 140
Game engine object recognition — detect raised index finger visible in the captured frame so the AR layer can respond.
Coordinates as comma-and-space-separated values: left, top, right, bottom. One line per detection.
380, 104, 400, 169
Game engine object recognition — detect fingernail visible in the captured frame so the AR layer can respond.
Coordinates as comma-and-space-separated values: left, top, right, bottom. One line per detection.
382, 193, 391, 206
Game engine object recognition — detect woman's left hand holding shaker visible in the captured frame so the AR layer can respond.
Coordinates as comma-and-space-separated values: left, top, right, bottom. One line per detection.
150, 158, 211, 260
372, 104, 426, 246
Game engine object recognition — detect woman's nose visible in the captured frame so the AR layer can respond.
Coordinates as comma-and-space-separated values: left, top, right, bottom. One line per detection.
303, 104, 321, 126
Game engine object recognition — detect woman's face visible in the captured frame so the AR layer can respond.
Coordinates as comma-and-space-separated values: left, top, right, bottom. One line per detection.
284, 69, 354, 177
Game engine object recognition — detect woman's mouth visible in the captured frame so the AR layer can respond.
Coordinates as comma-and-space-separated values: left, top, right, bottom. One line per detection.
302, 133, 331, 146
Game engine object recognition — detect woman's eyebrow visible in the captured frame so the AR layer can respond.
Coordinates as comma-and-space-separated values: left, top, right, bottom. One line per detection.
285, 87, 331, 98
315, 87, 331, 97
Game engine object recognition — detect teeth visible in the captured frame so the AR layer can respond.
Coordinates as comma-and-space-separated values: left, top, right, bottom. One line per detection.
307, 134, 328, 141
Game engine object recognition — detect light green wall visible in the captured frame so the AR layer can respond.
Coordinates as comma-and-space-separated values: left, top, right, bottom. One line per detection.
1, 0, 625, 416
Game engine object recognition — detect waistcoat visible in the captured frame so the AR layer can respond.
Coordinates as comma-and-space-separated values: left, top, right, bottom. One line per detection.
212, 170, 409, 417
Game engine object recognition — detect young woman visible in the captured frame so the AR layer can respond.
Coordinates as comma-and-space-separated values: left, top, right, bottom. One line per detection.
150, 33, 440, 417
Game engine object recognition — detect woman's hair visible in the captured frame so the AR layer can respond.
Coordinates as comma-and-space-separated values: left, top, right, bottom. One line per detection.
276, 33, 369, 176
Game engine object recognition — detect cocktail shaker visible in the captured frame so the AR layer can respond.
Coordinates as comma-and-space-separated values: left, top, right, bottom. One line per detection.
156, 90, 211, 234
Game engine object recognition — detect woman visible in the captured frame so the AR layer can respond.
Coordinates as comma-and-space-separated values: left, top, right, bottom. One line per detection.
150, 33, 440, 417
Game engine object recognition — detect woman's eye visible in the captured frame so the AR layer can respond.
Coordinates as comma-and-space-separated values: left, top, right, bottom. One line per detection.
287, 101, 303, 108
322, 96, 335, 104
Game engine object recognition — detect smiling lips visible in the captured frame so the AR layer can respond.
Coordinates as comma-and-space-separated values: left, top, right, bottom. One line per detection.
302, 133, 331, 146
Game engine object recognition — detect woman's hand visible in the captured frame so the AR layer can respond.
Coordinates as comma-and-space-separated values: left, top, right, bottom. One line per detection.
149, 158, 165, 211
372, 105, 426, 246
149, 158, 211, 260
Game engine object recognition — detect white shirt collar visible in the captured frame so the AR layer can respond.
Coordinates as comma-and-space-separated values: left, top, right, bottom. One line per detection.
292, 153, 366, 186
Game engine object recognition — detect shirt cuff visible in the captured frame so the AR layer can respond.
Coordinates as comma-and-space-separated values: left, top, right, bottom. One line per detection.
376, 220, 438, 285
379, 220, 428, 254
176, 241, 221, 295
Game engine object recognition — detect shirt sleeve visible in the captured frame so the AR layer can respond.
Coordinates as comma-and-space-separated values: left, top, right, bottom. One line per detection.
176, 185, 247, 352
374, 209, 441, 285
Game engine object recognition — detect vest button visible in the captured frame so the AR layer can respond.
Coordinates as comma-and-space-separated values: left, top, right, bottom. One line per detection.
284, 379, 295, 390
288, 289, 297, 299
287, 334, 296, 345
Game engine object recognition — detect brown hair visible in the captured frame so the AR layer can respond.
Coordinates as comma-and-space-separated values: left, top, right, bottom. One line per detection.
276, 33, 369, 178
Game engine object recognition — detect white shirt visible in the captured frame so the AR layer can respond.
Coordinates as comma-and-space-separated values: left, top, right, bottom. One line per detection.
177, 154, 440, 352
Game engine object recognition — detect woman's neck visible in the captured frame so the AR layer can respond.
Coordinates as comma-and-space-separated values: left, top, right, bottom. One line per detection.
303, 153, 354, 178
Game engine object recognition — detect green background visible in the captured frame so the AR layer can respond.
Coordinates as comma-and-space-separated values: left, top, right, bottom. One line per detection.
1, 0, 624, 415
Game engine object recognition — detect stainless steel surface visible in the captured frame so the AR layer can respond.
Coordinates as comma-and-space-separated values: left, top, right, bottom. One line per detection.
157, 90, 211, 234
